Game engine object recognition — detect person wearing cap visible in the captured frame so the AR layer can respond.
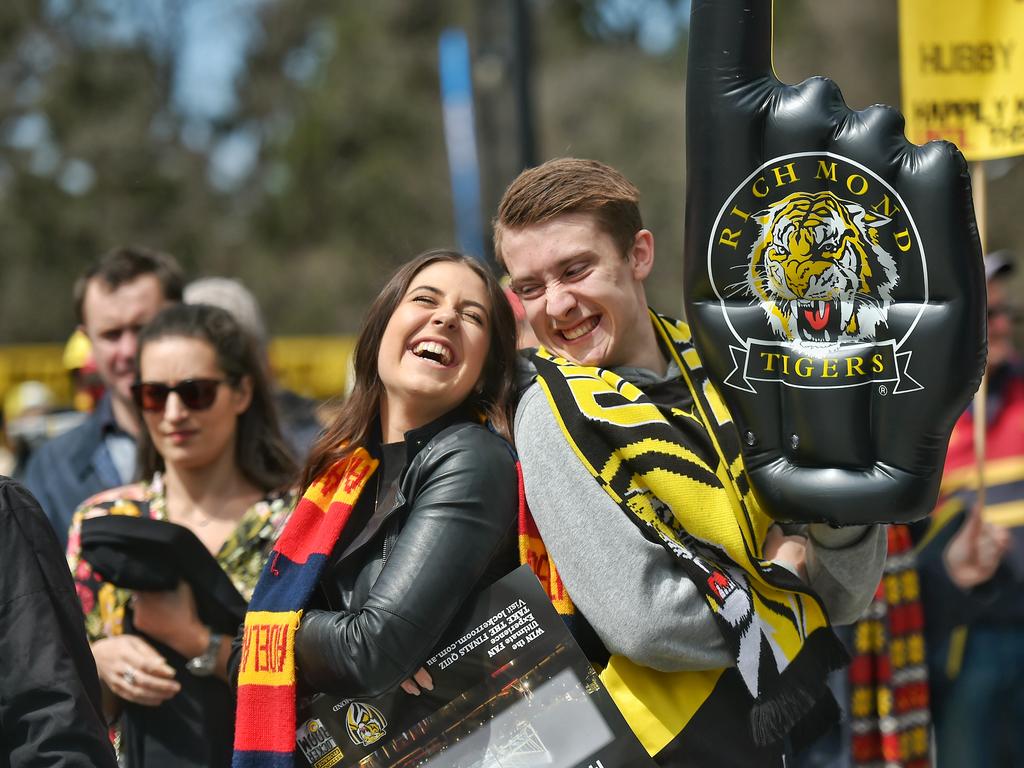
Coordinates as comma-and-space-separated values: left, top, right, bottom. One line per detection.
63, 329, 105, 413
22, 247, 184, 547
3, 381, 62, 478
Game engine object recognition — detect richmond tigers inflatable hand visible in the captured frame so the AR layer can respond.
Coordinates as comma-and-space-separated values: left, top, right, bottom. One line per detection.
683, 0, 986, 525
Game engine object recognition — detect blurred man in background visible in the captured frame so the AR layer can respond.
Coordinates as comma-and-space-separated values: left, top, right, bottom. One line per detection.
23, 246, 184, 546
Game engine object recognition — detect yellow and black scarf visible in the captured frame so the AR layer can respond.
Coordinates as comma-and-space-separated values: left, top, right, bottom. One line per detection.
520, 310, 846, 756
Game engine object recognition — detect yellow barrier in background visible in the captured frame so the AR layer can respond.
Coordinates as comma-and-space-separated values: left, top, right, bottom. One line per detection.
267, 336, 356, 401
0, 335, 356, 409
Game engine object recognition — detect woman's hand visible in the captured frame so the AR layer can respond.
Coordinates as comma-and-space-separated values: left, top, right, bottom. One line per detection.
399, 667, 434, 696
764, 525, 808, 582
92, 634, 181, 707
132, 581, 209, 660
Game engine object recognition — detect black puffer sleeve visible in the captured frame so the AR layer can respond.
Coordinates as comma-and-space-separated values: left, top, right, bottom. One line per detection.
293, 426, 517, 697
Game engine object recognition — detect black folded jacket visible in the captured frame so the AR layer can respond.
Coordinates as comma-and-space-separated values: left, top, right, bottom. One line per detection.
80, 515, 246, 635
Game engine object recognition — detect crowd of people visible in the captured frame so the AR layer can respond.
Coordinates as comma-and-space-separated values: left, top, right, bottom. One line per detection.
0, 158, 1020, 768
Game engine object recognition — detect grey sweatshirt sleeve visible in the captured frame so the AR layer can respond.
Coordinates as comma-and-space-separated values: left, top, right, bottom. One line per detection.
515, 383, 886, 672
516, 384, 732, 672
803, 523, 887, 625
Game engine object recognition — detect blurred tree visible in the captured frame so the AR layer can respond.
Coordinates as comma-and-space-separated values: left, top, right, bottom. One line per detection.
224, 0, 475, 335
0, 0, 1019, 346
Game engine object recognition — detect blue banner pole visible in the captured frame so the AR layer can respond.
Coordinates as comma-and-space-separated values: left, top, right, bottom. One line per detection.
439, 28, 486, 262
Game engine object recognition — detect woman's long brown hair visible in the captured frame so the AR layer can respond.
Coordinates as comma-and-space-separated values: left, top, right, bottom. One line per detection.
301, 249, 518, 490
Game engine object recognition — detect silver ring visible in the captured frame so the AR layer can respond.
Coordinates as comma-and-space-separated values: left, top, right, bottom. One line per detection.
122, 667, 136, 686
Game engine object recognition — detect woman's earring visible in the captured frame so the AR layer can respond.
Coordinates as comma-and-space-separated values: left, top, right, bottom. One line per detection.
474, 380, 484, 395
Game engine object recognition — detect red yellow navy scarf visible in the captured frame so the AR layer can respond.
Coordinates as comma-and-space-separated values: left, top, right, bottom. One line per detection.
233, 449, 377, 768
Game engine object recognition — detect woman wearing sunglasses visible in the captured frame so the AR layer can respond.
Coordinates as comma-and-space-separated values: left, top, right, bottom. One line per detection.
230, 250, 519, 765
66, 303, 298, 768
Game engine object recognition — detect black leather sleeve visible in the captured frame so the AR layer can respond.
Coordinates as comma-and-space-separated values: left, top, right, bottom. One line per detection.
293, 426, 517, 698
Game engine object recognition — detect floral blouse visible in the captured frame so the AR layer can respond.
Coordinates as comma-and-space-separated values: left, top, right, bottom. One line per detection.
66, 473, 296, 642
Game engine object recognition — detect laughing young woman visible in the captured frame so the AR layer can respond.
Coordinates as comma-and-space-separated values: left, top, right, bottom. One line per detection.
231, 250, 520, 766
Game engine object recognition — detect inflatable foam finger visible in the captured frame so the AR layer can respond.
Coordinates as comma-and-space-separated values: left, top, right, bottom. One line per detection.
683, 0, 986, 525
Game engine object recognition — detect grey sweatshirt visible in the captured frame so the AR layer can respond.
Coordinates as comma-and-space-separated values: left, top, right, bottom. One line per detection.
514, 360, 887, 672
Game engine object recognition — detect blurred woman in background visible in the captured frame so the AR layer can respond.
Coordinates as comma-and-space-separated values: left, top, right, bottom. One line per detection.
67, 303, 298, 768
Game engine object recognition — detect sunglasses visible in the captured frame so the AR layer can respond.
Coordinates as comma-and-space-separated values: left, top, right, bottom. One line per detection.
131, 378, 225, 412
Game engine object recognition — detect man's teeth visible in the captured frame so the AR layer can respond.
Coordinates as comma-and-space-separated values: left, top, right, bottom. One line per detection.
413, 341, 452, 365
563, 317, 598, 341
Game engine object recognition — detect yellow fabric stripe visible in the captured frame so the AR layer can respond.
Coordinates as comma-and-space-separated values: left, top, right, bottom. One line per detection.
983, 500, 1024, 528
682, 347, 703, 370
639, 466, 745, 550
914, 498, 966, 553
941, 455, 1024, 494
945, 625, 969, 680
916, 498, 1024, 559
600, 655, 722, 756
237, 610, 302, 687
651, 313, 749, 518
750, 587, 829, 655
618, 437, 715, 473
565, 371, 666, 427
715, 460, 766, 566
536, 374, 623, 504
651, 313, 757, 552
306, 447, 377, 511
703, 379, 733, 427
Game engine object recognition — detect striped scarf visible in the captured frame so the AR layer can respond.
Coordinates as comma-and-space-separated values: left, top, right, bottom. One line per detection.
520, 310, 846, 757
233, 448, 378, 768
848, 525, 930, 768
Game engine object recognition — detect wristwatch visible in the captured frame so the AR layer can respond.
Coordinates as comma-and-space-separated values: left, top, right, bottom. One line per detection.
185, 628, 222, 677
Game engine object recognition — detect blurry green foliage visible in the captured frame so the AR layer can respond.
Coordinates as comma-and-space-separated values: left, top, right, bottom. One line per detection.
0, 0, 1019, 344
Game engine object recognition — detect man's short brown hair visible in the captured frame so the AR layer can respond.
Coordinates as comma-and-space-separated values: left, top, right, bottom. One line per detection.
73, 246, 185, 325
493, 158, 643, 267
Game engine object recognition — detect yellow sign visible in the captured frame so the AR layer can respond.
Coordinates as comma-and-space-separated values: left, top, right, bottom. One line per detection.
0, 335, 356, 405
899, 0, 1024, 161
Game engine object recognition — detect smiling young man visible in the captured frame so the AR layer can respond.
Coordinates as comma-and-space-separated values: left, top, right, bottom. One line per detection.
495, 158, 886, 766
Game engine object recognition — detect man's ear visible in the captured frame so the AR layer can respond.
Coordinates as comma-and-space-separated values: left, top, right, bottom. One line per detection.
629, 229, 655, 281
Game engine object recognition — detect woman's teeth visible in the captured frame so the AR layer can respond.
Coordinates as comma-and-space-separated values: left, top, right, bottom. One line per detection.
413, 341, 452, 365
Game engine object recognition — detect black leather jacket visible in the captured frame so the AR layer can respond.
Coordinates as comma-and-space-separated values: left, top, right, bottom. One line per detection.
230, 411, 518, 699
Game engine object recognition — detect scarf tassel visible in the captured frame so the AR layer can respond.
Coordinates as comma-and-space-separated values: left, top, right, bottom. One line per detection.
750, 627, 850, 747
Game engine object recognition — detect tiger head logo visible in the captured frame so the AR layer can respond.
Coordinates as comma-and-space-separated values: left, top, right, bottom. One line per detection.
344, 701, 387, 747
746, 190, 899, 344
